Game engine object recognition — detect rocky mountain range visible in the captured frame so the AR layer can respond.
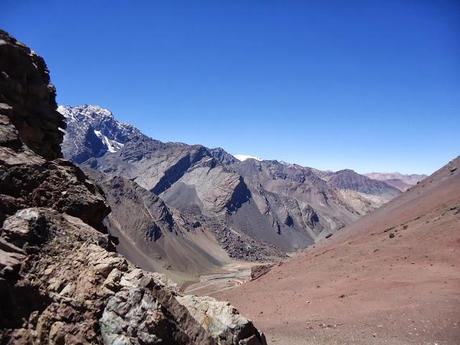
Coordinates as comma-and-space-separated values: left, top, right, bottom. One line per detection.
0, 29, 266, 345
59, 104, 403, 280
365, 172, 427, 191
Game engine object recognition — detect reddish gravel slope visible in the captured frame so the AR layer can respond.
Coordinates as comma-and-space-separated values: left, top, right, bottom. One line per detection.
219, 157, 460, 345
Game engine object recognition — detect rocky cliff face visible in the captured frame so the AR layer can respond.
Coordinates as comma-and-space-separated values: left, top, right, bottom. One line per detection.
0, 30, 64, 160
0, 30, 266, 345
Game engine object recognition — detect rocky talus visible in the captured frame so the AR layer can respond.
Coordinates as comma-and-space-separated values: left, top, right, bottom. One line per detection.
0, 29, 266, 345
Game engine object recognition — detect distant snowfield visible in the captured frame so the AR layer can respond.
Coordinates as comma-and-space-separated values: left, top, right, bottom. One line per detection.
234, 154, 262, 161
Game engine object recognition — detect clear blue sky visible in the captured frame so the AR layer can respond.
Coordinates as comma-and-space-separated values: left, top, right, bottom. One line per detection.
2, 1, 459, 174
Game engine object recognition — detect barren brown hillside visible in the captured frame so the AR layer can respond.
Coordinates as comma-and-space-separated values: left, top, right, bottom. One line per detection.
219, 157, 460, 345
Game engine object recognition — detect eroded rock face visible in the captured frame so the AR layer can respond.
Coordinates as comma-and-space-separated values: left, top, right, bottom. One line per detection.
0, 29, 65, 160
0, 209, 115, 342
0, 30, 267, 345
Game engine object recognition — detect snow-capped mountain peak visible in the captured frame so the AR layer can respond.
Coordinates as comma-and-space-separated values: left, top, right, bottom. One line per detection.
58, 104, 113, 121
58, 104, 141, 163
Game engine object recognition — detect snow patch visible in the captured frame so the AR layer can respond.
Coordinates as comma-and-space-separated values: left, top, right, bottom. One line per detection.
93, 130, 123, 153
234, 154, 262, 162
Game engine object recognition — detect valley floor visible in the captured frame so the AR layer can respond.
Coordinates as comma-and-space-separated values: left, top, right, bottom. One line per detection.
181, 261, 256, 296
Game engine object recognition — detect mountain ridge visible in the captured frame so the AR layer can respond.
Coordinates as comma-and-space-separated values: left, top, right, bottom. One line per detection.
60, 104, 410, 281
365, 171, 427, 191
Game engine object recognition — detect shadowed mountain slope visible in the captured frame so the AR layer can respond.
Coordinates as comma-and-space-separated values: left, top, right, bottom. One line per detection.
327, 169, 401, 197
84, 170, 234, 283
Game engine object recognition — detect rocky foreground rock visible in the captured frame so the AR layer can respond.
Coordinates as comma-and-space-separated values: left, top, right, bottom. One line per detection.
0, 29, 266, 345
